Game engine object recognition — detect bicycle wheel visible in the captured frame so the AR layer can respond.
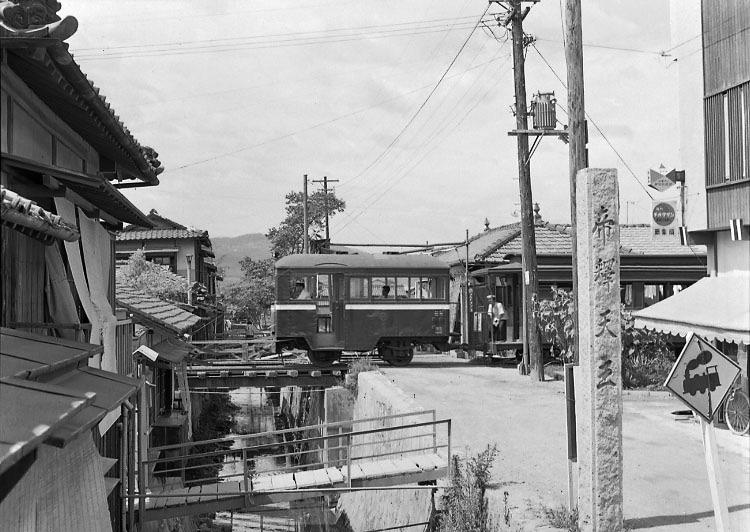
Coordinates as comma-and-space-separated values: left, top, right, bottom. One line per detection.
724, 389, 750, 436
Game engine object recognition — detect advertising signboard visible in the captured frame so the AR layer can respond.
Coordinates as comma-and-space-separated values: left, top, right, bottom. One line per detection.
651, 201, 678, 240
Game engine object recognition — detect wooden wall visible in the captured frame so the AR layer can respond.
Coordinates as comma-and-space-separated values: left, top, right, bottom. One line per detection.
702, 0, 750, 97
0, 225, 46, 330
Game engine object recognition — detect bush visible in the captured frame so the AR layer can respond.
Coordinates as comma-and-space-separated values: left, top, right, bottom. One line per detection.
621, 308, 675, 389
534, 287, 677, 389
438, 445, 499, 532
534, 288, 575, 363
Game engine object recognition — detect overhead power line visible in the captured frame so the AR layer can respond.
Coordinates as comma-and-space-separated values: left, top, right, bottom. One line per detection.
531, 43, 655, 201
347, 5, 491, 186
172, 53, 506, 171
72, 17, 494, 61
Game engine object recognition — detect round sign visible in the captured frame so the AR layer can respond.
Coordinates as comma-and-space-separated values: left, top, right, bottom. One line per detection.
652, 202, 676, 226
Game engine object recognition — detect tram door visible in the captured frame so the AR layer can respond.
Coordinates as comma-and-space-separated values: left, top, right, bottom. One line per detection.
314, 273, 344, 349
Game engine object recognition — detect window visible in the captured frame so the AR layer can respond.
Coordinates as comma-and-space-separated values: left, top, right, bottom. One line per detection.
705, 82, 749, 185
620, 284, 633, 309
396, 277, 410, 298
372, 277, 394, 298
473, 311, 483, 332
349, 278, 370, 299
643, 284, 664, 307
285, 275, 315, 300
150, 255, 175, 272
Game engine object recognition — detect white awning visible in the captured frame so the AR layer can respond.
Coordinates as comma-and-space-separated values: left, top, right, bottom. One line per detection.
633, 275, 750, 344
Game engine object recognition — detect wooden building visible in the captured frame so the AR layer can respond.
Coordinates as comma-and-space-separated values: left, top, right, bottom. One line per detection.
116, 209, 224, 339
116, 286, 201, 494
636, 0, 749, 393
1, 1, 162, 530
435, 213, 707, 354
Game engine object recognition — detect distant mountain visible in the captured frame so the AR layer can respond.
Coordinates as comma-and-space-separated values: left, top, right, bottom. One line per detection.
211, 233, 272, 286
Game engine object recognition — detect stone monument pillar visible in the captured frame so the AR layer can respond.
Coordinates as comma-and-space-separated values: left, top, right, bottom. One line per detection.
575, 168, 623, 531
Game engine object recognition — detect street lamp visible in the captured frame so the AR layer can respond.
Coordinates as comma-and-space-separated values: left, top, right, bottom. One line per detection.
186, 254, 193, 305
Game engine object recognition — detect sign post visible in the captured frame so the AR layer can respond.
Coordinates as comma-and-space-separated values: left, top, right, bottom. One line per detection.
664, 332, 741, 532
575, 168, 623, 532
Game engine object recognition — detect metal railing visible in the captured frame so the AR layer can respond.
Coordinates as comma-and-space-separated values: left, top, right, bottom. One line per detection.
138, 410, 450, 504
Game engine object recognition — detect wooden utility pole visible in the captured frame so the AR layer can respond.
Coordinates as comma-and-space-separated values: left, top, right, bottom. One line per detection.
565, 0, 587, 364
303, 174, 309, 254
509, 0, 543, 380
313, 176, 339, 241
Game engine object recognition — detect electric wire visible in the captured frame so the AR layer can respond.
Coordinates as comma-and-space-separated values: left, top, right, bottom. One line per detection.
173, 53, 507, 172
72, 14, 487, 53
336, 48, 513, 235
346, 5, 491, 190
338, 31, 495, 200
530, 43, 655, 201
72, 19, 495, 61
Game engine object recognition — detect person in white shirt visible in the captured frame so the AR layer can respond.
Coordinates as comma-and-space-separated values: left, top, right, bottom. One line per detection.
487, 294, 507, 342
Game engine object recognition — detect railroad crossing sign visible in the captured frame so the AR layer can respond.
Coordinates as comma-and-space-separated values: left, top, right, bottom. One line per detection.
664, 333, 741, 421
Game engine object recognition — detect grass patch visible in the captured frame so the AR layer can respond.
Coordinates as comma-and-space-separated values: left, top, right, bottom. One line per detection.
543, 505, 579, 532
343, 355, 378, 394
437, 444, 499, 532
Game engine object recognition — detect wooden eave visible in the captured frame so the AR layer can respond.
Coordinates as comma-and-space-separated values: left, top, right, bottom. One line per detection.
3, 46, 159, 186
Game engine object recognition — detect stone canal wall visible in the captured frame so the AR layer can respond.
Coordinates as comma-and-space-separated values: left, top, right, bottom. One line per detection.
329, 371, 435, 532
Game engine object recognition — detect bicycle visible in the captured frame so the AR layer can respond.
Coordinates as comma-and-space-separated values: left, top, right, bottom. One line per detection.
723, 383, 750, 436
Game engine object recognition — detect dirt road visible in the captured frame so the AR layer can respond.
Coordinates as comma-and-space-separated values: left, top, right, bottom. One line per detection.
380, 353, 750, 532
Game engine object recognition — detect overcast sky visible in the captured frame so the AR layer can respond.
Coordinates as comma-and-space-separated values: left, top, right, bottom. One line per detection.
63, 0, 700, 244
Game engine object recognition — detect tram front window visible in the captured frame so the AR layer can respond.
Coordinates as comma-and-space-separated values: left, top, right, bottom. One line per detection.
288, 276, 315, 300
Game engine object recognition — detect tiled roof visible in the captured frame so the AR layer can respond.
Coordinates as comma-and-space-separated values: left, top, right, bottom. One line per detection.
117, 228, 207, 241
119, 210, 208, 241
434, 223, 521, 265
116, 286, 200, 335
486, 223, 706, 260
0, 1, 163, 186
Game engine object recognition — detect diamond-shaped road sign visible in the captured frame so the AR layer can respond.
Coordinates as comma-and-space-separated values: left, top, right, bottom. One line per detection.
664, 333, 741, 421
649, 166, 676, 192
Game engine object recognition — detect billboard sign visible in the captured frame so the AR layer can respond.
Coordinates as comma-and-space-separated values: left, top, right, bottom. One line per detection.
651, 201, 678, 240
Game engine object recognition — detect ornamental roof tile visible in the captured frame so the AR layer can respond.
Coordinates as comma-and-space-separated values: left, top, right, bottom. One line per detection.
1, 185, 80, 244
0, 1, 163, 185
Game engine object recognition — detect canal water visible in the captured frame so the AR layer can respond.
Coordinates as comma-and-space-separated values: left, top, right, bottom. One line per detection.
213, 386, 330, 531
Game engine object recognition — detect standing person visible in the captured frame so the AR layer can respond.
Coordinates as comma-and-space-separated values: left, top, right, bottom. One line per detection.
487, 295, 507, 346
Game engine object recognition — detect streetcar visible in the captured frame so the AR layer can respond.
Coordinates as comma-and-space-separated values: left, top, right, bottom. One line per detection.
272, 253, 453, 366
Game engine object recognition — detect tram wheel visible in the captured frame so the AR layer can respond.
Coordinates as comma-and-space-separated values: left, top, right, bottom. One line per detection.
307, 350, 340, 367
384, 347, 414, 367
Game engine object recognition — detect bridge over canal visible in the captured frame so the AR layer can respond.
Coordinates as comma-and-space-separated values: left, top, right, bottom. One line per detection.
134, 411, 450, 524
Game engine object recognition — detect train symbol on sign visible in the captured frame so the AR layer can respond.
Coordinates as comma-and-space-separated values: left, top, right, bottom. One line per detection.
682, 350, 720, 396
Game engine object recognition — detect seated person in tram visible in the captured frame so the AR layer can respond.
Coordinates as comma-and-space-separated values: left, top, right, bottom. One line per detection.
292, 280, 311, 299
381, 285, 391, 298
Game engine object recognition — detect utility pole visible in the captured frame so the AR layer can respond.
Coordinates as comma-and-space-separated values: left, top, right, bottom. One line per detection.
508, 0, 543, 380
313, 176, 339, 241
303, 174, 309, 254
565, 0, 587, 364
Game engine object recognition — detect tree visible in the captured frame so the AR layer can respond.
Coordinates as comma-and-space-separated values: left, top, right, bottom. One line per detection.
222, 257, 275, 326
266, 189, 345, 258
117, 249, 188, 301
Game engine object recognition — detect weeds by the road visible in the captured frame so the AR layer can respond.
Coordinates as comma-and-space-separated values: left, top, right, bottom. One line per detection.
543, 504, 580, 532
343, 355, 378, 395
437, 444, 499, 532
